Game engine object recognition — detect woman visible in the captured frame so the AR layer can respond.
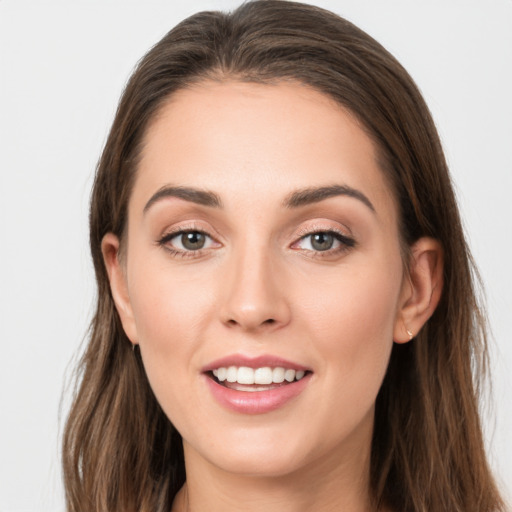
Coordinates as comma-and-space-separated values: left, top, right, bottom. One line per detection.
62, 1, 507, 511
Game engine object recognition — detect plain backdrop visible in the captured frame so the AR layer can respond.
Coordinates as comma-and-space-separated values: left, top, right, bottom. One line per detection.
0, 1, 511, 510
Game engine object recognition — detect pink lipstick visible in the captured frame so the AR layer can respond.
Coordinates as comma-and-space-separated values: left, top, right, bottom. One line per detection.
202, 354, 312, 414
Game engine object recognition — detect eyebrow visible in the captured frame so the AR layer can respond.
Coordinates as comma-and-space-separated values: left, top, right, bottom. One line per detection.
283, 184, 375, 212
143, 183, 375, 214
143, 185, 223, 213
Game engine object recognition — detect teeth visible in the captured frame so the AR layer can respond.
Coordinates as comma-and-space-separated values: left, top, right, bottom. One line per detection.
284, 369, 295, 382
238, 366, 255, 384
212, 366, 307, 384
254, 367, 273, 385
226, 366, 237, 383
272, 367, 285, 383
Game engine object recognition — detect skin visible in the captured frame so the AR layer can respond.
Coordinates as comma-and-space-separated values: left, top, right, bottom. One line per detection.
102, 81, 443, 512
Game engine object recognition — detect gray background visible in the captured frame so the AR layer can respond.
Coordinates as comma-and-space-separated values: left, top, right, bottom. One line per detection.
1, 1, 510, 510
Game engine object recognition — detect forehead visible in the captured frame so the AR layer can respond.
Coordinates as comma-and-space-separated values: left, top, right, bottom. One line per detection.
133, 80, 397, 223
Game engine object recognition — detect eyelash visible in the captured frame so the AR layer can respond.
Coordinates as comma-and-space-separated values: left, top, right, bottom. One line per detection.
157, 226, 356, 259
292, 227, 356, 258
157, 225, 215, 259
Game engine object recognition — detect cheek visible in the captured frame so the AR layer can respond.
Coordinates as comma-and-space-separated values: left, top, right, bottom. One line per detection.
297, 259, 402, 400
125, 255, 218, 408
128, 250, 217, 346
281, 268, 400, 456
301, 260, 401, 334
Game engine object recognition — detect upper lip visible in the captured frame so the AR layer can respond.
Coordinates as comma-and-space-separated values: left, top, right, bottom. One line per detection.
202, 354, 311, 373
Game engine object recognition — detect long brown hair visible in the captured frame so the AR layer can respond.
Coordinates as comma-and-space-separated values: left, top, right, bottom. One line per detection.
62, 1, 506, 510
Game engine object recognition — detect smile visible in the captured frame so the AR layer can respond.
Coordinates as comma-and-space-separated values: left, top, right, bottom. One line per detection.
203, 357, 313, 414
212, 366, 307, 386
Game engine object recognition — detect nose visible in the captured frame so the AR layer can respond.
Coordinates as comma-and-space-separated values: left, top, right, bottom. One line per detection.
219, 243, 291, 333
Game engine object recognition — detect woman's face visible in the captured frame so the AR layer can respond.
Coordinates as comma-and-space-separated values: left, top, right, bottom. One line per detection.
110, 81, 410, 478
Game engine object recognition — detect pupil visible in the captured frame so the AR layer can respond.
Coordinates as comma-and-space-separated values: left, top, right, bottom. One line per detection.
182, 232, 205, 250
311, 233, 333, 251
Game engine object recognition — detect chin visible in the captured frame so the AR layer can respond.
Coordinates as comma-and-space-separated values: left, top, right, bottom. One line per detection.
208, 450, 309, 479
183, 425, 314, 478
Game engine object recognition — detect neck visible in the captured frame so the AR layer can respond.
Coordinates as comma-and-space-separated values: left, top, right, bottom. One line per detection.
172, 433, 376, 512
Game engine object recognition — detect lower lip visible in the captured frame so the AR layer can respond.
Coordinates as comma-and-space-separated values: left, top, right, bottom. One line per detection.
204, 373, 312, 414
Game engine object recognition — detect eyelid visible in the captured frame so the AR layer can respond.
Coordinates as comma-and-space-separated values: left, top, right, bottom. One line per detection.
292, 219, 353, 241
158, 220, 221, 241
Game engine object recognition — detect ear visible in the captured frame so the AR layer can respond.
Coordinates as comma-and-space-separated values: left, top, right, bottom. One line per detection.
394, 237, 443, 343
101, 233, 138, 345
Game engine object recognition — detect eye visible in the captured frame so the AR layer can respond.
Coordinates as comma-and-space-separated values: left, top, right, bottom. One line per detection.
294, 230, 355, 253
305, 232, 337, 251
159, 230, 216, 252
177, 231, 208, 250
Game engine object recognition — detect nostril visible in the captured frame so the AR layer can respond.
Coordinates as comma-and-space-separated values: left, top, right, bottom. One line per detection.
225, 315, 279, 330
